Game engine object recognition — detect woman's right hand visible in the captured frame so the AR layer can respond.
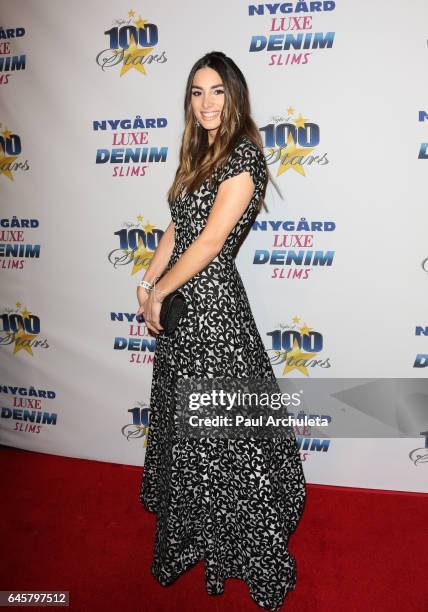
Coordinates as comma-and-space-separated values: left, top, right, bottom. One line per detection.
136, 286, 151, 320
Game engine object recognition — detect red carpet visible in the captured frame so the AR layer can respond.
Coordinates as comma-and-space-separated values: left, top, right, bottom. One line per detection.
1, 446, 426, 611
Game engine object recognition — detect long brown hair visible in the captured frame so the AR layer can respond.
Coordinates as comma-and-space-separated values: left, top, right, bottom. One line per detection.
167, 51, 282, 211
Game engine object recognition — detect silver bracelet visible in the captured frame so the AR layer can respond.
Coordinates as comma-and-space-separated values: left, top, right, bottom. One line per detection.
138, 279, 153, 290
138, 275, 160, 290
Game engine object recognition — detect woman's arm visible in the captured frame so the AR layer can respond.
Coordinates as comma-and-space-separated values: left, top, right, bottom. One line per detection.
141, 219, 175, 284
144, 171, 255, 333
136, 220, 175, 316
157, 172, 254, 294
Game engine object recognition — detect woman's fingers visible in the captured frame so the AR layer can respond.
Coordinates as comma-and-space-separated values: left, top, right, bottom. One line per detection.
144, 313, 156, 334
144, 311, 163, 335
136, 304, 145, 324
146, 323, 157, 335
147, 323, 162, 335
152, 302, 163, 331
136, 288, 162, 333
147, 318, 162, 334
144, 297, 164, 334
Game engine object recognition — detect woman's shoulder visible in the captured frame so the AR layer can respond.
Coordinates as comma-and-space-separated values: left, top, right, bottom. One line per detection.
221, 134, 267, 183
234, 134, 264, 157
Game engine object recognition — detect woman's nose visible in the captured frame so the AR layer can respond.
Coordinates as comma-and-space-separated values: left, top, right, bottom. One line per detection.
201, 94, 212, 109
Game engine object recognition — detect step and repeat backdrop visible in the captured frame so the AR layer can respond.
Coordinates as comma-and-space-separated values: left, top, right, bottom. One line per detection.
1, 0, 427, 493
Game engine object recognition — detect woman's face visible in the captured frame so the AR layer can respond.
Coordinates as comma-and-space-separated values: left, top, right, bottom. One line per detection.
191, 67, 225, 143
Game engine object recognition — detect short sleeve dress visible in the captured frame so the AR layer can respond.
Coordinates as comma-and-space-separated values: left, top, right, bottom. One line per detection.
140, 134, 306, 611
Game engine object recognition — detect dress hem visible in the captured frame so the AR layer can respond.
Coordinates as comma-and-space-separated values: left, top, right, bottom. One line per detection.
143, 516, 297, 612
150, 557, 297, 612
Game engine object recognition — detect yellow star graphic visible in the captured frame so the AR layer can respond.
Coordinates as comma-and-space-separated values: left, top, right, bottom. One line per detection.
294, 114, 308, 128
132, 239, 154, 274
21, 308, 32, 319
135, 16, 147, 29
0, 153, 18, 180
292, 315, 300, 324
136, 214, 144, 222
128, 9, 135, 17
287, 106, 294, 115
277, 132, 315, 177
2, 128, 12, 140
299, 324, 312, 335
16, 302, 22, 308
282, 339, 316, 376
13, 326, 37, 355
120, 32, 153, 77
143, 222, 154, 233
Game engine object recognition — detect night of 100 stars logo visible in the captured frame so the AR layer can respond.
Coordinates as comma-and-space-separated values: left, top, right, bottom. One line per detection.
108, 213, 164, 275
122, 400, 151, 447
248, 1, 336, 67
108, 214, 164, 365
266, 316, 331, 376
0, 303, 50, 356
261, 106, 329, 177
0, 124, 30, 180
96, 9, 167, 76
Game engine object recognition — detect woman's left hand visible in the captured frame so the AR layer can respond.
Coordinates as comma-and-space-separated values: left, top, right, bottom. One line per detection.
144, 290, 165, 335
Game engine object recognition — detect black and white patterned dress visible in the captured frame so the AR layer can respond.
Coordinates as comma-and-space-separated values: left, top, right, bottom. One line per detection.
140, 135, 306, 611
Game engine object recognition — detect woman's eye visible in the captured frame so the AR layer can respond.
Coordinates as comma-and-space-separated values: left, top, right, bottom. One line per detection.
191, 89, 223, 96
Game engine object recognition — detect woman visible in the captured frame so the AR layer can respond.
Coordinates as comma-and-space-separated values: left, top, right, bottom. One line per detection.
137, 51, 306, 611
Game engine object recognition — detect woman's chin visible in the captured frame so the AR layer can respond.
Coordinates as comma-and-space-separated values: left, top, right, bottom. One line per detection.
203, 122, 221, 131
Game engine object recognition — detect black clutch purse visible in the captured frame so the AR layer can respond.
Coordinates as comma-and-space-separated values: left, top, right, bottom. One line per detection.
159, 290, 187, 334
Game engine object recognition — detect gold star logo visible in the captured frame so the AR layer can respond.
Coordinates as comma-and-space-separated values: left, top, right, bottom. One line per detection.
299, 324, 312, 335
120, 32, 153, 77
143, 222, 154, 233
294, 114, 308, 129
13, 325, 37, 355
135, 16, 147, 29
282, 339, 316, 376
287, 106, 295, 116
136, 214, 144, 222
132, 237, 153, 273
128, 9, 135, 17
0, 152, 18, 180
292, 315, 300, 324
277, 132, 315, 177
1, 128, 12, 141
